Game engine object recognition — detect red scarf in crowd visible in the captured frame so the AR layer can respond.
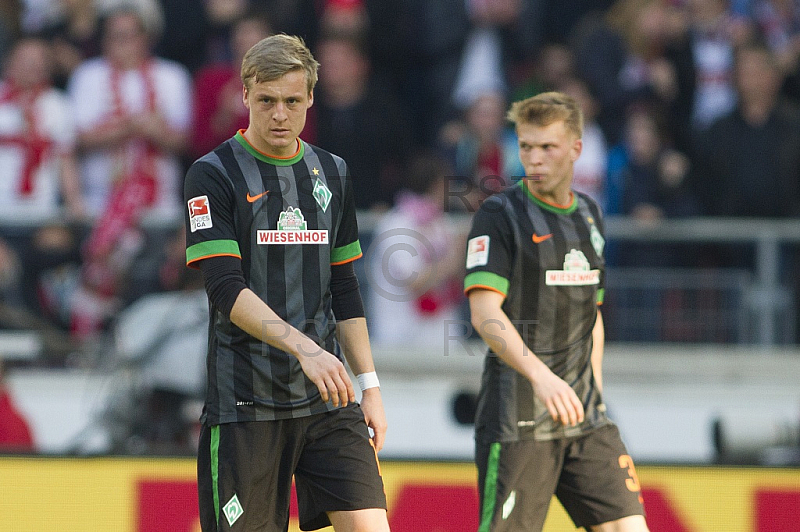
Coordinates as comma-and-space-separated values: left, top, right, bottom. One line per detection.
82, 62, 160, 295
0, 83, 52, 197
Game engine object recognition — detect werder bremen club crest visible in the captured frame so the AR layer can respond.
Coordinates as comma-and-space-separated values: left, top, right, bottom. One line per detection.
313, 178, 332, 212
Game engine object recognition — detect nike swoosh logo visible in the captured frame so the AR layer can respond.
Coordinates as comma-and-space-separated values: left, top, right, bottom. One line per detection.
246, 190, 270, 203
532, 233, 553, 244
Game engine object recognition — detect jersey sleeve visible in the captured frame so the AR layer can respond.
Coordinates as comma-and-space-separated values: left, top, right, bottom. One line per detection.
184, 160, 241, 268
463, 196, 515, 297
330, 167, 362, 265
595, 208, 606, 305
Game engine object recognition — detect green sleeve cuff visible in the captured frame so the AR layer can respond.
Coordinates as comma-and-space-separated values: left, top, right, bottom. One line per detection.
464, 271, 509, 296
597, 288, 605, 305
330, 240, 362, 265
186, 240, 241, 267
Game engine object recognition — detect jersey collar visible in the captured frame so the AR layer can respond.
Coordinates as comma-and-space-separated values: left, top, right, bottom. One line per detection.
519, 180, 577, 215
234, 130, 305, 166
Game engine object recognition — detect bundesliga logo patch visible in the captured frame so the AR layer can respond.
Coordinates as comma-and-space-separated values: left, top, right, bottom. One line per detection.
466, 235, 490, 268
188, 195, 212, 232
257, 206, 329, 245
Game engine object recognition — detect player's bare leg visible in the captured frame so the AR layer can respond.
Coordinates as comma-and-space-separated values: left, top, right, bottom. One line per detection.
328, 508, 390, 531
590, 514, 649, 531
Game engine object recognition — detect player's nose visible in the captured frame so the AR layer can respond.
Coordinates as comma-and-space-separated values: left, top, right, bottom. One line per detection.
273, 102, 288, 121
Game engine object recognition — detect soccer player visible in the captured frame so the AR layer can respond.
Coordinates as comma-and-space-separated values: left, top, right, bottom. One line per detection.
465, 92, 649, 531
184, 34, 389, 532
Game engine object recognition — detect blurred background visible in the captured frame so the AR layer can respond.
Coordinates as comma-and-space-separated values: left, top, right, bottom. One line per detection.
0, 0, 799, 530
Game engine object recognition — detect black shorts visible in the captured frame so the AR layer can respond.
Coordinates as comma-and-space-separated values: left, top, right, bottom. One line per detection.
197, 403, 386, 532
476, 423, 645, 531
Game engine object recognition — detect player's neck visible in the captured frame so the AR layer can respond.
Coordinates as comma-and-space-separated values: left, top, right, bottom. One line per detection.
524, 180, 573, 208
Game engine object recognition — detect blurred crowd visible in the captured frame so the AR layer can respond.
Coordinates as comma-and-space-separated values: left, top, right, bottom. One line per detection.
0, 0, 800, 356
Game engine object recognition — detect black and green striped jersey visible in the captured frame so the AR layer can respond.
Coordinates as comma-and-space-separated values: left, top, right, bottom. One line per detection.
464, 180, 610, 443
184, 132, 362, 425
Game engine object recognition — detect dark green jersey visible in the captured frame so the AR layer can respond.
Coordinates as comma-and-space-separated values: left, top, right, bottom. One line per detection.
184, 133, 362, 425
464, 181, 610, 443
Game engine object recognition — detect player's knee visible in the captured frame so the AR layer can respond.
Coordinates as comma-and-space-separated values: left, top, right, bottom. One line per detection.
590, 514, 649, 532
328, 508, 389, 532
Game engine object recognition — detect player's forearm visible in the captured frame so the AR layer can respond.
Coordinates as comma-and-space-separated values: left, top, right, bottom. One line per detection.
335, 317, 377, 376
470, 302, 551, 384
230, 288, 321, 358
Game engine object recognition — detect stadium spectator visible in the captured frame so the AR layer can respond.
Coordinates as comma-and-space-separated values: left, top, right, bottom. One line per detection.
438, 88, 524, 211
0, 1, 22, 61
451, 0, 544, 114
68, 5, 190, 220
608, 103, 701, 267
319, 0, 369, 37
312, 28, 415, 210
19, 223, 84, 336
559, 75, 610, 210
617, 106, 699, 221
366, 151, 467, 346
743, 0, 800, 103
66, 6, 192, 338
693, 41, 800, 218
0, 225, 85, 359
190, 9, 272, 159
510, 42, 578, 102
0, 36, 84, 222
541, 0, 616, 46
747, 0, 800, 74
570, 0, 687, 146
20, 0, 163, 40
691, 39, 800, 316
35, 0, 103, 90
399, 0, 471, 145
673, 0, 753, 134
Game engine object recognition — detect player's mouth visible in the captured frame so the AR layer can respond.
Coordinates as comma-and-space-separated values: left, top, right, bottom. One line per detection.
271, 128, 291, 137
526, 174, 544, 182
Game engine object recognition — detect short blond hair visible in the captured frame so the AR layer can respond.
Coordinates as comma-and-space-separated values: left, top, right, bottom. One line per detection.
240, 34, 319, 93
507, 91, 583, 139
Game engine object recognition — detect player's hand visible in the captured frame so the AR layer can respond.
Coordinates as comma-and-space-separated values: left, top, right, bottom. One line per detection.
130, 111, 168, 141
296, 347, 356, 407
531, 369, 585, 426
360, 387, 388, 452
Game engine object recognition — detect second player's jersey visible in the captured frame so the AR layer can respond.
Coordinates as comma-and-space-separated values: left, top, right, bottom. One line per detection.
184, 132, 362, 425
464, 180, 610, 442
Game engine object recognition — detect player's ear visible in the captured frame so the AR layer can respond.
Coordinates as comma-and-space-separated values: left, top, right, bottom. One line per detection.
307, 89, 314, 108
242, 85, 250, 110
571, 138, 583, 162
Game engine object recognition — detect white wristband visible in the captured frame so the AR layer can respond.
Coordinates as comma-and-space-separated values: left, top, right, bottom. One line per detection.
356, 371, 380, 391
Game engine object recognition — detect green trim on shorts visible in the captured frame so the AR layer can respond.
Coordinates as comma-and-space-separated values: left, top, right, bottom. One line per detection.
479, 442, 502, 532
211, 425, 221, 526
